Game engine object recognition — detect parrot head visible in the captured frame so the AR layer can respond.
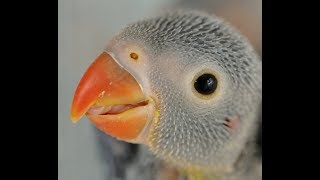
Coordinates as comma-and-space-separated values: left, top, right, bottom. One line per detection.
70, 10, 261, 175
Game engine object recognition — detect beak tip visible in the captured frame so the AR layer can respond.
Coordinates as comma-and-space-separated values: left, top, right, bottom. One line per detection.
70, 118, 79, 124
70, 112, 82, 124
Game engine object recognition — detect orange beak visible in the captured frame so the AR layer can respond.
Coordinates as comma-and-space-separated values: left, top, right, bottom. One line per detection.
70, 52, 154, 142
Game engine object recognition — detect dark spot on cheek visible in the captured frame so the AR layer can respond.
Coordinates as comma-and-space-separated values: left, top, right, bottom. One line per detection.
223, 115, 240, 130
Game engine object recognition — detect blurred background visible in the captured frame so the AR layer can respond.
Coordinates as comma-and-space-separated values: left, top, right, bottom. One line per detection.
58, 0, 261, 179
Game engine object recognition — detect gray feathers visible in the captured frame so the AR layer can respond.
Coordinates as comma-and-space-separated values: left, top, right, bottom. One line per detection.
95, 129, 187, 180
106, 10, 261, 179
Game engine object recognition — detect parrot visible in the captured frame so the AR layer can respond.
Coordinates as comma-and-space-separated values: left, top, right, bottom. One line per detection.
70, 10, 262, 180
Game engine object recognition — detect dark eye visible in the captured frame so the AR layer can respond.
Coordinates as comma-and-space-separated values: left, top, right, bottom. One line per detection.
194, 74, 218, 95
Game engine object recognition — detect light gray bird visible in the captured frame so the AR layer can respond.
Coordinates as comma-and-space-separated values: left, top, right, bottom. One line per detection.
71, 10, 262, 180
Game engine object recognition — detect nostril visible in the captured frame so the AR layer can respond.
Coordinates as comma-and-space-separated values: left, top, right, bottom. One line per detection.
130, 52, 139, 60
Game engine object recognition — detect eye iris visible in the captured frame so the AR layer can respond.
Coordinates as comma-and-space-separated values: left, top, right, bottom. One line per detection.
194, 74, 217, 95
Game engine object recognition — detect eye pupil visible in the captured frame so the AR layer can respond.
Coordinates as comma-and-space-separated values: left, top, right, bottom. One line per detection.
194, 74, 217, 95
